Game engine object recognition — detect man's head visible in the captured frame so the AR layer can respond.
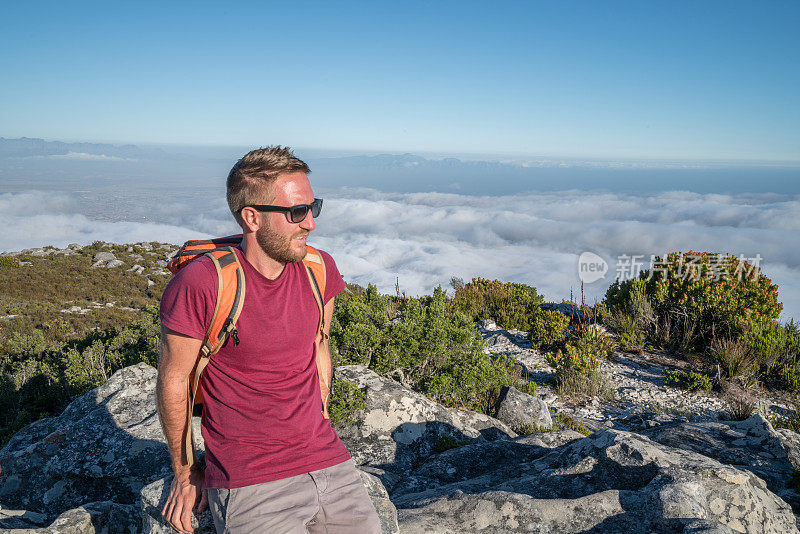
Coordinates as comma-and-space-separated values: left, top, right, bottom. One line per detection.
227, 146, 311, 225
227, 147, 315, 263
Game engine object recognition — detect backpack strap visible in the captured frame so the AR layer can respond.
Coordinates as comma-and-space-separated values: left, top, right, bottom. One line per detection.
183, 246, 245, 466
303, 246, 327, 340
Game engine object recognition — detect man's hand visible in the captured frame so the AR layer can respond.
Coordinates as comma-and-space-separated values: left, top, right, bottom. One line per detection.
162, 466, 207, 533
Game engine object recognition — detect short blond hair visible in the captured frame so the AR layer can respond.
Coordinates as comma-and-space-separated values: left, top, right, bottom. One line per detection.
226, 146, 311, 226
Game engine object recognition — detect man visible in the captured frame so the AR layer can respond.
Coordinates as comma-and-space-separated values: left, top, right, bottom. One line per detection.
156, 147, 381, 533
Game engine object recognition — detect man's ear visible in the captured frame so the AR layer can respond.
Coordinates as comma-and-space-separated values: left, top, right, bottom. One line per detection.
240, 207, 263, 233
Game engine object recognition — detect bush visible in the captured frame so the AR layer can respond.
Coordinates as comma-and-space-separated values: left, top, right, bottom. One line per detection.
328, 380, 367, 427
710, 337, 759, 387
527, 308, 570, 350
664, 370, 713, 392
452, 278, 543, 331
331, 283, 532, 415
604, 279, 655, 353
0, 255, 22, 269
604, 251, 782, 352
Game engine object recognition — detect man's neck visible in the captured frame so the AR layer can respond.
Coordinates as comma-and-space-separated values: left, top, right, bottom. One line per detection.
240, 236, 286, 280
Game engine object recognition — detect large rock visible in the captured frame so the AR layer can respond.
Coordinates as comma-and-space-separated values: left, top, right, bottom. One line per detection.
334, 365, 516, 475
0, 363, 203, 530
392, 429, 799, 533
642, 413, 800, 509
494, 386, 552, 430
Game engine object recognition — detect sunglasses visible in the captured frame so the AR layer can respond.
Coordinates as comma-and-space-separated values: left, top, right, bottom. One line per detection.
240, 198, 323, 223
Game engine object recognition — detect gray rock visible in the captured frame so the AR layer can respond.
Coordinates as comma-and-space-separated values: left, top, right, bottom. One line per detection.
392, 429, 798, 533
93, 251, 116, 262
0, 363, 203, 528
642, 414, 798, 504
334, 365, 515, 473
67, 243, 82, 250
682, 519, 737, 533
356, 470, 400, 534
495, 386, 552, 430
539, 302, 589, 325
105, 259, 125, 268
127, 265, 145, 274
0, 501, 138, 533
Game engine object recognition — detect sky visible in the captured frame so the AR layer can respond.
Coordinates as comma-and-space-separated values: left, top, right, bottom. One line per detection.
1, 1, 799, 162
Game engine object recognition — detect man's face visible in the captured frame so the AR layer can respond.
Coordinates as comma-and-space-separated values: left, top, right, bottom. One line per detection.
254, 171, 316, 263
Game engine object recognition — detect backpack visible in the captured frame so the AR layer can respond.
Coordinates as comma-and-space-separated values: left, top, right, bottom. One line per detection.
166, 234, 327, 466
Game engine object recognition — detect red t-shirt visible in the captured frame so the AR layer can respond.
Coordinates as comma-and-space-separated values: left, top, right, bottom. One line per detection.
159, 246, 349, 489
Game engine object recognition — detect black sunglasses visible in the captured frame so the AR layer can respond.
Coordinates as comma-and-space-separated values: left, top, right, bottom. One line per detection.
240, 198, 323, 223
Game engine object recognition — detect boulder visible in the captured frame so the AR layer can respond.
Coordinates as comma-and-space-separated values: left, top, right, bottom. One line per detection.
334, 365, 516, 475
392, 429, 799, 533
106, 259, 125, 268
494, 386, 552, 430
0, 363, 203, 530
93, 251, 116, 262
539, 302, 589, 325
642, 414, 800, 510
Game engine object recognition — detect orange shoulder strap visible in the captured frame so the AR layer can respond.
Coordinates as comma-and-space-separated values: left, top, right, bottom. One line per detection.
183, 246, 245, 467
303, 246, 327, 340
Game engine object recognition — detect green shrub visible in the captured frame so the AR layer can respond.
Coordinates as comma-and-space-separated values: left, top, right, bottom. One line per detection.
604, 278, 655, 353
527, 308, 570, 350
331, 283, 532, 415
328, 380, 367, 427
664, 370, 713, 392
433, 434, 471, 453
604, 251, 782, 352
553, 413, 592, 436
710, 337, 759, 387
546, 344, 599, 376
0, 256, 22, 269
452, 278, 543, 331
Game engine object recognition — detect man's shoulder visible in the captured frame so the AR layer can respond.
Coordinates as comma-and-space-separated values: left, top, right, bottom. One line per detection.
163, 254, 218, 292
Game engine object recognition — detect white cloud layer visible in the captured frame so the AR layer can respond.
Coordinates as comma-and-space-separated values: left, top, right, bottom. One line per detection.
1, 189, 798, 321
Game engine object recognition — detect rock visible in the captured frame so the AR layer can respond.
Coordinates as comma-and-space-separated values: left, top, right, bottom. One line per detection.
67, 243, 82, 251
682, 519, 738, 533
128, 264, 145, 274
539, 302, 589, 325
392, 429, 798, 533
0, 507, 48, 529
93, 251, 116, 262
0, 363, 203, 528
391, 431, 584, 497
642, 414, 798, 503
357, 470, 400, 534
105, 259, 125, 268
334, 365, 515, 474
494, 386, 552, 430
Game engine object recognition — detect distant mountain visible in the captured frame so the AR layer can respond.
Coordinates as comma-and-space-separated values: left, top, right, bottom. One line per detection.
0, 137, 157, 159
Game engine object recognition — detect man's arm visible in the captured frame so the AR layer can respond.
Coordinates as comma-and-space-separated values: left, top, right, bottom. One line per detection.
317, 297, 336, 419
156, 326, 206, 533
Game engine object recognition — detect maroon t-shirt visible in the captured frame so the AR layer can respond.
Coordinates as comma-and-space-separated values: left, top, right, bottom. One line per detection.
159, 246, 349, 489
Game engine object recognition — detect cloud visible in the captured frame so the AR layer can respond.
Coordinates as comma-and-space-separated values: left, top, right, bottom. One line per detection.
1, 188, 798, 322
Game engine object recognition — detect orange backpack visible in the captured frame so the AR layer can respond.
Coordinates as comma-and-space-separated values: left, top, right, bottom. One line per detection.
166, 234, 327, 465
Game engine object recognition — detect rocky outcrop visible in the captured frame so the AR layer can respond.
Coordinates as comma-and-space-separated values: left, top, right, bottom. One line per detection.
643, 414, 800, 510
334, 365, 516, 474
392, 429, 799, 533
2, 361, 800, 533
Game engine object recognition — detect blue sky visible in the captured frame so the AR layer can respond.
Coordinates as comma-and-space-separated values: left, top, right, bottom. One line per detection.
1, 1, 799, 161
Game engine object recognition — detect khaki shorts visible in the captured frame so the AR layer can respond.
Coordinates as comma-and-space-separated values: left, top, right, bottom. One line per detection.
207, 459, 382, 534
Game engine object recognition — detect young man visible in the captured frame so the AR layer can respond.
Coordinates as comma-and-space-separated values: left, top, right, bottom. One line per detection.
156, 147, 381, 533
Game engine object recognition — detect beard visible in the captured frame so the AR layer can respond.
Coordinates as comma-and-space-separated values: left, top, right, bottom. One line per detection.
255, 223, 309, 263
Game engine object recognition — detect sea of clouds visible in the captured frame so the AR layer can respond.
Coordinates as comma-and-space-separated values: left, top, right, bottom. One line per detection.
2, 187, 798, 322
